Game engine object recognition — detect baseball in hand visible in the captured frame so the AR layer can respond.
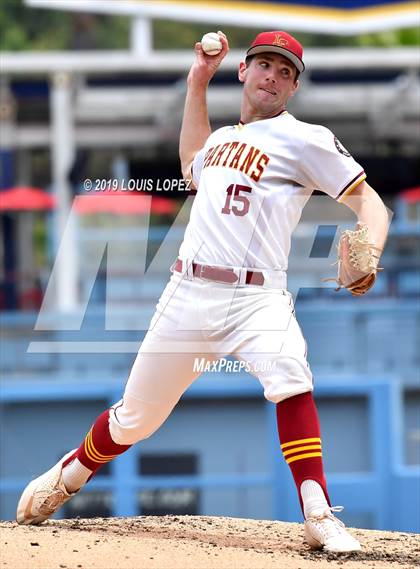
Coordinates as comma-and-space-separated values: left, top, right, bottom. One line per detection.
201, 32, 223, 56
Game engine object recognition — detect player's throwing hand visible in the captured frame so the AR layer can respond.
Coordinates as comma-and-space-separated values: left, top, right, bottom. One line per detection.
188, 31, 229, 87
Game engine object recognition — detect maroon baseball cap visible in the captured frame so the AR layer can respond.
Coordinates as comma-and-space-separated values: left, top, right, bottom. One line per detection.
246, 31, 305, 73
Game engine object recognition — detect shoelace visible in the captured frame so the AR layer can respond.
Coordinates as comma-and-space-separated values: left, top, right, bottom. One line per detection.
306, 506, 346, 540
39, 490, 68, 515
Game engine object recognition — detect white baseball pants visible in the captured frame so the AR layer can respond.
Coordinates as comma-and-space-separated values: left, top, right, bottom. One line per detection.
109, 271, 313, 445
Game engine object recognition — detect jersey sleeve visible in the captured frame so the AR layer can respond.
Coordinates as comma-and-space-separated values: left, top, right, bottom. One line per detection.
191, 146, 207, 188
297, 125, 366, 201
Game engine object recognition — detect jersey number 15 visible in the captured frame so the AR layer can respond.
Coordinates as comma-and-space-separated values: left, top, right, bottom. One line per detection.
221, 184, 252, 217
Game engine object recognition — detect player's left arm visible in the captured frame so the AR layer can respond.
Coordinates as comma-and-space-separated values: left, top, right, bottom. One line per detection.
329, 180, 390, 295
298, 127, 390, 293
339, 180, 390, 256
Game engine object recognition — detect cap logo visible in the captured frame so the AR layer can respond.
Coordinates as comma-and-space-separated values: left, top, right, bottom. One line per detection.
273, 33, 288, 47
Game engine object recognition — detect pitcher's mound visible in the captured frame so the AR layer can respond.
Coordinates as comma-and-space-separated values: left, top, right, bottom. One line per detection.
1, 515, 418, 568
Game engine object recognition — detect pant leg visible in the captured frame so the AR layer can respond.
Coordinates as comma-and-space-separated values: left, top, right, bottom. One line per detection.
110, 351, 218, 445
110, 273, 219, 445
227, 286, 313, 403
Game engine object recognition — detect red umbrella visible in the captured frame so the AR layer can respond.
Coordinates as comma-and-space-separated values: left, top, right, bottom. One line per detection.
0, 186, 56, 211
74, 192, 177, 215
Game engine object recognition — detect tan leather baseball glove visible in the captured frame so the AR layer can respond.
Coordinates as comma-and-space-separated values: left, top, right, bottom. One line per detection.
325, 223, 383, 296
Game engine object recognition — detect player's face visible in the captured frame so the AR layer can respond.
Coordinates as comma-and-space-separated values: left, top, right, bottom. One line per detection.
238, 53, 299, 119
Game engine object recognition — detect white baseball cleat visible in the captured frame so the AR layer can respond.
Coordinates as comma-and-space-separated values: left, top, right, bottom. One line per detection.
304, 506, 362, 553
16, 449, 78, 525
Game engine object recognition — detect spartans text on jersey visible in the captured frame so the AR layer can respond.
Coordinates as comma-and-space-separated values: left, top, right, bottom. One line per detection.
203, 142, 269, 182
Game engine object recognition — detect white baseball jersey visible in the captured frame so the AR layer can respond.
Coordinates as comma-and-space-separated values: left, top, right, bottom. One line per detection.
178, 111, 365, 271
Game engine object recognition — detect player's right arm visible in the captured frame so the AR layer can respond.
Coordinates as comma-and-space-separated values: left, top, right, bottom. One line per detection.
179, 32, 229, 185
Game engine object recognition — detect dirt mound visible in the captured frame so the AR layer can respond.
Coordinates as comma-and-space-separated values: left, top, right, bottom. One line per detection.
1, 515, 419, 569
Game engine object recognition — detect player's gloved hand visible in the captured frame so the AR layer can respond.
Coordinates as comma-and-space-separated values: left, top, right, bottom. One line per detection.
325, 223, 383, 296
188, 31, 229, 87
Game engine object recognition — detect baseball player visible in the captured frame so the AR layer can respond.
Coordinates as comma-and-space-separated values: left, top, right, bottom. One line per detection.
17, 31, 389, 553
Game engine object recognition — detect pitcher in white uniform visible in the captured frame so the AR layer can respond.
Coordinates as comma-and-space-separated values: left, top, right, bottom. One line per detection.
17, 30, 389, 553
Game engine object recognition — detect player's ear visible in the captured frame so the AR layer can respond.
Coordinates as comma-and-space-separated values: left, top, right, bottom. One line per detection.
238, 61, 247, 83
